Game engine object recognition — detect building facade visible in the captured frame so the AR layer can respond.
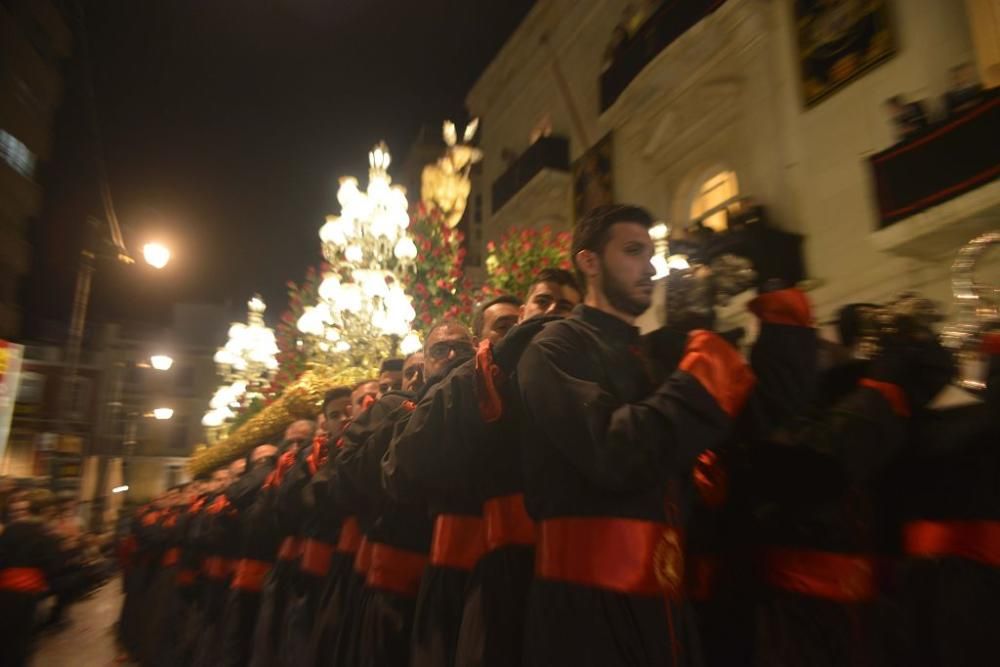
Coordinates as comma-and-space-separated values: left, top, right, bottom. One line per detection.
3, 302, 225, 525
0, 0, 72, 339
466, 0, 999, 330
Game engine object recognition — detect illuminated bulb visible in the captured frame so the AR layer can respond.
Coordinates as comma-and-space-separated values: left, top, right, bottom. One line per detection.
400, 332, 422, 355
150, 354, 173, 371
345, 245, 363, 263
394, 238, 417, 261
152, 407, 174, 420
649, 223, 669, 241
142, 242, 171, 269
667, 254, 690, 271
651, 255, 669, 281
318, 274, 341, 301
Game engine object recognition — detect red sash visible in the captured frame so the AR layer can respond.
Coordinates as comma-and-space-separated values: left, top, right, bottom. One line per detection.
161, 547, 181, 567
762, 548, 877, 602
366, 543, 428, 596
903, 520, 1000, 567
430, 514, 486, 571
536, 517, 684, 597
0, 567, 47, 593
484, 494, 535, 552
353, 538, 373, 575
176, 569, 198, 586
231, 559, 271, 591
336, 517, 362, 554
301, 539, 336, 578
277, 536, 303, 561
202, 556, 234, 579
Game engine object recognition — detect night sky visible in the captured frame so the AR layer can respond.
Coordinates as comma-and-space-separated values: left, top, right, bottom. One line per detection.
26, 0, 535, 339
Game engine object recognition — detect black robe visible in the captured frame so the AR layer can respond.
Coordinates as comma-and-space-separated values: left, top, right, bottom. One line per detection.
0, 518, 62, 667
119, 504, 160, 658
303, 443, 357, 667
278, 442, 326, 667
194, 493, 241, 667
251, 445, 310, 667
220, 460, 276, 667
889, 350, 1000, 667
515, 304, 736, 667
338, 390, 433, 667
384, 353, 486, 667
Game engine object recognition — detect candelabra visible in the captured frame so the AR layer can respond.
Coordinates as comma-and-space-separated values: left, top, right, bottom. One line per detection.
297, 142, 422, 369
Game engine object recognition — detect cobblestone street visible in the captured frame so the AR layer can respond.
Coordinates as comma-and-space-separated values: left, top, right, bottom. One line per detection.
33, 580, 126, 667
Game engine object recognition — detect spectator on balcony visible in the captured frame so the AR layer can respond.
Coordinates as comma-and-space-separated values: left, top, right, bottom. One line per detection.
943, 62, 984, 116
884, 95, 929, 142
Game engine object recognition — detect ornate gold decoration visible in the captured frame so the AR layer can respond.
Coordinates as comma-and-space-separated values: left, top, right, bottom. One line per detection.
652, 527, 684, 593
188, 364, 373, 476
420, 119, 483, 229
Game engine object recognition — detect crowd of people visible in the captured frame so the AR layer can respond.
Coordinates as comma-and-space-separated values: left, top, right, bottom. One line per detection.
0, 483, 115, 665
29, 204, 996, 667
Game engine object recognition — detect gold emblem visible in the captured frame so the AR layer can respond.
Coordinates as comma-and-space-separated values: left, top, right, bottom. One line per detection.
653, 528, 684, 593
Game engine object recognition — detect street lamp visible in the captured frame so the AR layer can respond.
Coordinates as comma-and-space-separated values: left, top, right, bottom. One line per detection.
142, 242, 171, 269
150, 407, 174, 421
149, 354, 174, 371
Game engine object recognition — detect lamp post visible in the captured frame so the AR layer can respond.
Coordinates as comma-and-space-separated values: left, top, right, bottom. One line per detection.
63, 216, 170, 526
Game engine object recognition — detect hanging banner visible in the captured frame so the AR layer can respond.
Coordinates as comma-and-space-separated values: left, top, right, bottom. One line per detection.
0, 340, 25, 465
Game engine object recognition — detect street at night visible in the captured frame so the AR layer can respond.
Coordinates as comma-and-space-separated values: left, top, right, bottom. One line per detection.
1, 0, 998, 666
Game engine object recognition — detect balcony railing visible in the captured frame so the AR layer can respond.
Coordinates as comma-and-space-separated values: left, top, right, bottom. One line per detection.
491, 135, 569, 214
600, 0, 728, 112
869, 89, 1000, 228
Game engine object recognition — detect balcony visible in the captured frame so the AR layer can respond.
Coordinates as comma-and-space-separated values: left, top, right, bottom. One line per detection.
869, 90, 1000, 260
491, 135, 570, 214
600, 0, 729, 112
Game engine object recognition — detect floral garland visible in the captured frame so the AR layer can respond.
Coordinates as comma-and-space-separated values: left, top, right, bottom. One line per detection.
484, 226, 573, 298
404, 203, 475, 330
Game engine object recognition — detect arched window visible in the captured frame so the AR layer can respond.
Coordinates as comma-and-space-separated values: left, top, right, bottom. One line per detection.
690, 170, 739, 232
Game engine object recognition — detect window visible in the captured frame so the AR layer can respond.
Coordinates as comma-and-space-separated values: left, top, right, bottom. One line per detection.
690, 170, 739, 232
0, 129, 36, 178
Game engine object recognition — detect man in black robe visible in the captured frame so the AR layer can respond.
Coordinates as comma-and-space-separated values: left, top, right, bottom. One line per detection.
891, 331, 999, 667
515, 204, 756, 667
306, 379, 381, 666
383, 318, 484, 667
0, 488, 63, 667
333, 351, 431, 667
219, 443, 279, 667
247, 419, 316, 667
282, 387, 352, 666
194, 460, 244, 667
734, 297, 953, 667
453, 268, 581, 667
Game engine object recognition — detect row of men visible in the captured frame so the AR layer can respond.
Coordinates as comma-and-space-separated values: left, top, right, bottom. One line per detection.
116, 204, 998, 667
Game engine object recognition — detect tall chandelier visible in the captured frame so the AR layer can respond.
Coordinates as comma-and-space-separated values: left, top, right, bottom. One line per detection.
203, 294, 279, 429
297, 142, 422, 368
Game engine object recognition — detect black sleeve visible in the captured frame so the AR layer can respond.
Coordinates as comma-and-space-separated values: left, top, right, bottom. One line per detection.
516, 327, 732, 493
382, 362, 489, 503
741, 320, 818, 440
226, 463, 271, 510
337, 395, 410, 513
748, 386, 906, 501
